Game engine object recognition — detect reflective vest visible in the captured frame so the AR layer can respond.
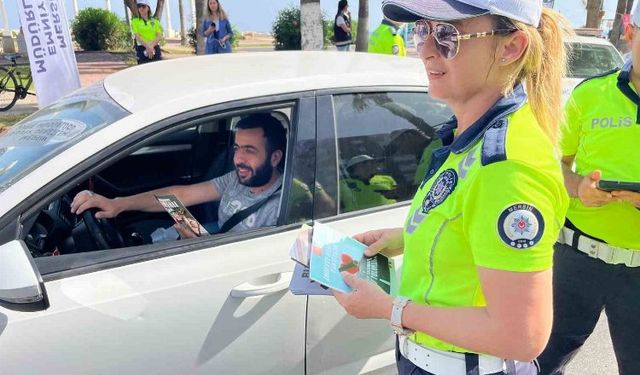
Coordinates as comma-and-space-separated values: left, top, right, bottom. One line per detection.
561, 60, 640, 248
401, 84, 568, 353
368, 20, 406, 56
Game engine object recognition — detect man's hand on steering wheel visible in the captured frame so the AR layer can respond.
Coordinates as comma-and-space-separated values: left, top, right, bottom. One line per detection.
70, 190, 122, 219
71, 190, 125, 250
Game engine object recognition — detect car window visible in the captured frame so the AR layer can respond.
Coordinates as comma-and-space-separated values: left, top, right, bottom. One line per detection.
567, 42, 624, 78
333, 92, 451, 214
26, 104, 296, 275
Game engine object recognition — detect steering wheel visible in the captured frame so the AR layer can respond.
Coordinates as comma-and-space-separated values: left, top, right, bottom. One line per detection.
82, 208, 125, 250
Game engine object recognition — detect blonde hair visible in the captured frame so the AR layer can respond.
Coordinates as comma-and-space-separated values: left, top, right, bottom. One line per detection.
499, 9, 573, 144
208, 0, 228, 20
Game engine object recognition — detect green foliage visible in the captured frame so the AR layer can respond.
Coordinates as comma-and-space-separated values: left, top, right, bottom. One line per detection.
188, 26, 197, 54
274, 6, 341, 50
72, 8, 132, 51
272, 6, 301, 50
231, 25, 241, 48
350, 19, 358, 44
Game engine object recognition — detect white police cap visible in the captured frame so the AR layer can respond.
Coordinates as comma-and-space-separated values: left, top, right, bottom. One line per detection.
382, 0, 542, 28
346, 154, 375, 169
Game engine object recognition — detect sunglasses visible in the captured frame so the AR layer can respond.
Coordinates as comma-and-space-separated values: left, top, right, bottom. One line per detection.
137, 4, 148, 8
413, 20, 516, 60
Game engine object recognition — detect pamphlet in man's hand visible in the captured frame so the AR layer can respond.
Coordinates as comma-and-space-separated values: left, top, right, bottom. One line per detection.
155, 194, 209, 236
288, 222, 401, 295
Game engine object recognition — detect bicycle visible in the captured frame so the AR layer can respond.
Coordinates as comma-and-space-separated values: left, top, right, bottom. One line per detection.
0, 53, 36, 111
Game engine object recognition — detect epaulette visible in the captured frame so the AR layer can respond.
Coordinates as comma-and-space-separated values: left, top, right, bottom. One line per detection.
480, 118, 508, 166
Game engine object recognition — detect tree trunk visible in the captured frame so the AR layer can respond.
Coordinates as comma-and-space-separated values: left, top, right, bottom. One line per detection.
355, 0, 368, 52
585, 0, 602, 28
195, 0, 205, 54
124, 0, 139, 18
300, 0, 323, 50
178, 0, 187, 45
124, 0, 132, 27
609, 0, 633, 50
154, 0, 166, 20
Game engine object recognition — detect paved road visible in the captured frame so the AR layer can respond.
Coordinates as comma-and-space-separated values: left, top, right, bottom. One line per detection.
566, 312, 618, 375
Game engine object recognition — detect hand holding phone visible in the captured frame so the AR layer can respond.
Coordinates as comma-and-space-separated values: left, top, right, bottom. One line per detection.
597, 180, 640, 193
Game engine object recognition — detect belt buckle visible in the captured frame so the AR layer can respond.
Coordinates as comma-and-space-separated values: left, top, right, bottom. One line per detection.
586, 240, 600, 259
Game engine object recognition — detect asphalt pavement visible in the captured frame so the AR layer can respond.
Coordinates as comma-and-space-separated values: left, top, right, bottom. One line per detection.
566, 312, 618, 375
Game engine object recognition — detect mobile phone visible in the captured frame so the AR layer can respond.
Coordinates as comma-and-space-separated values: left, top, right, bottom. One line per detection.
597, 180, 640, 193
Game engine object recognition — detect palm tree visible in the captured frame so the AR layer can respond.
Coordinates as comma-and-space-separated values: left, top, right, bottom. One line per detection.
178, 0, 187, 45
355, 0, 368, 51
195, 0, 205, 54
584, 0, 604, 28
609, 0, 633, 49
124, 0, 165, 20
301, 0, 323, 50
155, 0, 166, 19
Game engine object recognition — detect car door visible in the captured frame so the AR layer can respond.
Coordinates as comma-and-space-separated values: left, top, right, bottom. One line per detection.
0, 97, 314, 375
305, 90, 452, 375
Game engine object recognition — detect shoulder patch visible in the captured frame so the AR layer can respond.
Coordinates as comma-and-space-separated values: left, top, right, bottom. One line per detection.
574, 67, 620, 90
481, 119, 508, 166
392, 45, 400, 55
497, 203, 545, 249
421, 169, 457, 214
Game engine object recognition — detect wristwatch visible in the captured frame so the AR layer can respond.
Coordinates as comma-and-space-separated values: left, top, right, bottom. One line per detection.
390, 297, 414, 336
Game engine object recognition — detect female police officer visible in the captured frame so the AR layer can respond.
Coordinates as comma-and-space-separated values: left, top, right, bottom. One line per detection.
333, 1, 570, 374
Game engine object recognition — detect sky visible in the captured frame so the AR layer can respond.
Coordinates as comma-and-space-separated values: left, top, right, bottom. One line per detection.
3, 0, 634, 35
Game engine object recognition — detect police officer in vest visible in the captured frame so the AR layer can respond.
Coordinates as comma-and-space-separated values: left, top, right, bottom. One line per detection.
369, 17, 407, 56
340, 155, 398, 212
537, 4, 640, 375
333, 1, 571, 374
333, 0, 352, 51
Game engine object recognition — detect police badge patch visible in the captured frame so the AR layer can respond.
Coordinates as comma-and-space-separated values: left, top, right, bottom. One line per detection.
421, 169, 458, 214
497, 203, 545, 249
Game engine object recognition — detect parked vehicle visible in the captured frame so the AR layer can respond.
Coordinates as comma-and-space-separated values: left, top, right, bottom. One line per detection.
0, 52, 451, 375
563, 35, 625, 102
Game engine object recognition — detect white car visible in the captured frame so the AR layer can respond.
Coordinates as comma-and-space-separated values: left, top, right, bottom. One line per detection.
0, 52, 451, 374
563, 35, 625, 102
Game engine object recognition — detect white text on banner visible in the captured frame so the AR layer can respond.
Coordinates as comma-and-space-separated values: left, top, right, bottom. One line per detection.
16, 0, 81, 108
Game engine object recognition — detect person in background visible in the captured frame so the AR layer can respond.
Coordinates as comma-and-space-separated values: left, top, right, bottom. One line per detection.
537, 2, 640, 375
333, 0, 352, 51
340, 155, 397, 212
334, 0, 571, 374
202, 0, 233, 54
132, 0, 163, 64
369, 17, 407, 56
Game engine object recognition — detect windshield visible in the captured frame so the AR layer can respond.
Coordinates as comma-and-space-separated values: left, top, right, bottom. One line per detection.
567, 42, 624, 79
0, 82, 129, 192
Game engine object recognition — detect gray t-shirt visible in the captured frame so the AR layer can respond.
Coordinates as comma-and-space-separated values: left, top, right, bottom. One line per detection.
212, 171, 282, 233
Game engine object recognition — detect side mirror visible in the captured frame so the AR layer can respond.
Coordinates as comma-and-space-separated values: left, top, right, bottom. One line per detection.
0, 240, 49, 312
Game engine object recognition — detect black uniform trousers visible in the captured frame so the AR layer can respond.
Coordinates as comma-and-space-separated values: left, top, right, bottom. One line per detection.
538, 243, 640, 375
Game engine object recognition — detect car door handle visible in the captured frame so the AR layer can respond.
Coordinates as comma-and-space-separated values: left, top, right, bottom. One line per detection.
230, 272, 293, 298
